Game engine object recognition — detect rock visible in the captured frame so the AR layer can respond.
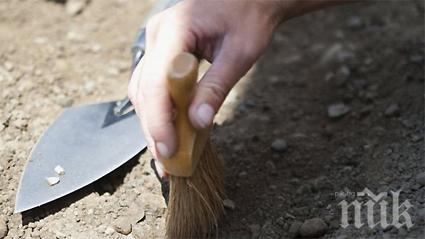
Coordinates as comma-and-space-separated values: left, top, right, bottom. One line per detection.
347, 16, 364, 29
265, 160, 277, 175
416, 172, 425, 186
83, 81, 95, 94
54, 165, 65, 175
223, 199, 235, 210
66, 0, 88, 16
271, 138, 288, 152
57, 95, 74, 107
113, 218, 132, 235
0, 216, 7, 238
327, 103, 350, 118
288, 221, 302, 238
3, 62, 14, 72
104, 226, 115, 235
66, 31, 85, 42
45, 177, 60, 186
299, 218, 328, 238
384, 104, 400, 117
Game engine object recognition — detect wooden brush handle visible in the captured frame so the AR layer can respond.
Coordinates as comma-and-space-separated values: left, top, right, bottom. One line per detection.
162, 52, 208, 177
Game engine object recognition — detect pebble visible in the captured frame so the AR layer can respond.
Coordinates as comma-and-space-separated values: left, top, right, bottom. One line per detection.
104, 226, 115, 235
83, 81, 95, 94
327, 103, 351, 118
347, 16, 364, 29
384, 104, 400, 117
57, 95, 74, 107
45, 177, 60, 186
3, 62, 14, 72
223, 199, 235, 210
299, 218, 328, 238
416, 172, 425, 186
66, 0, 88, 16
288, 221, 302, 238
54, 165, 65, 175
0, 216, 7, 239
113, 218, 132, 235
271, 138, 288, 152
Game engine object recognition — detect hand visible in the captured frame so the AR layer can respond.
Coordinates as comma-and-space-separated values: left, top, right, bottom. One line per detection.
128, 0, 345, 176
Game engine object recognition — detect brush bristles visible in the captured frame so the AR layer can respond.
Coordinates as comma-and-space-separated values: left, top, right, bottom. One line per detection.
166, 139, 225, 239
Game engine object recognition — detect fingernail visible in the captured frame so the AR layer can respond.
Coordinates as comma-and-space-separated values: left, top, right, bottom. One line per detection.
156, 141, 171, 159
196, 103, 214, 128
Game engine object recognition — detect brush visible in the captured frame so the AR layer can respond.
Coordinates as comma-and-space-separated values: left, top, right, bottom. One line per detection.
160, 52, 225, 238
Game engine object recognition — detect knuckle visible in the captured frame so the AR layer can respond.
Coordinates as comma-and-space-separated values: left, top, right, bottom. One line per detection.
201, 80, 229, 107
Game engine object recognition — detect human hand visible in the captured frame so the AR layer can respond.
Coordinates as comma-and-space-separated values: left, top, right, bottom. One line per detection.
128, 0, 344, 176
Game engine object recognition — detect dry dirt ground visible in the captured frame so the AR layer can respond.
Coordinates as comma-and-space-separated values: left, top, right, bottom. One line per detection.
0, 0, 424, 239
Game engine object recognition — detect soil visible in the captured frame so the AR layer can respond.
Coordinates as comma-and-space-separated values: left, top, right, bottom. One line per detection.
0, 0, 424, 239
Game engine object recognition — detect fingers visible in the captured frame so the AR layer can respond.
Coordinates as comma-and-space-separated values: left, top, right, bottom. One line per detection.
189, 38, 253, 129
128, 8, 196, 162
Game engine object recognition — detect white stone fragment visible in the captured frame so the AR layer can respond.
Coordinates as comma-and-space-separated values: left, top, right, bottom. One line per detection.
46, 177, 60, 186
54, 165, 65, 175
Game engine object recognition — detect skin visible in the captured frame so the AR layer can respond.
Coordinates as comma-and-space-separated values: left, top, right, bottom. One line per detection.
128, 0, 352, 177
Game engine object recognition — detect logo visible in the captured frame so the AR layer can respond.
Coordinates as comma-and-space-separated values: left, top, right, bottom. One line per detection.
338, 188, 414, 229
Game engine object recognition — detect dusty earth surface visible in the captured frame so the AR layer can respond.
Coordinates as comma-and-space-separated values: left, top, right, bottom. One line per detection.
0, 0, 424, 238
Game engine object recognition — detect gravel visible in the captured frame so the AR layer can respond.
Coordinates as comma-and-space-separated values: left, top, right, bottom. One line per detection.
299, 218, 328, 238
113, 218, 132, 235
66, 0, 88, 16
384, 103, 400, 117
288, 221, 302, 238
223, 199, 236, 210
327, 103, 351, 118
271, 138, 288, 152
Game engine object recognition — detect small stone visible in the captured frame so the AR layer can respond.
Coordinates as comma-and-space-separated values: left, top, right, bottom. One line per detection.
113, 218, 132, 235
83, 81, 95, 94
57, 95, 74, 107
66, 0, 88, 16
105, 226, 115, 235
327, 103, 350, 118
238, 171, 247, 177
347, 16, 364, 29
107, 67, 120, 76
416, 172, 425, 186
45, 177, 60, 186
299, 218, 328, 238
271, 138, 288, 152
54, 165, 65, 175
0, 216, 8, 238
223, 199, 235, 210
91, 44, 102, 53
384, 104, 400, 117
3, 62, 14, 72
27, 222, 36, 229
66, 31, 84, 42
288, 221, 302, 238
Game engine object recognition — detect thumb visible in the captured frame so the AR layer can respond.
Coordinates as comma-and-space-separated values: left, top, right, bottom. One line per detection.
189, 40, 252, 129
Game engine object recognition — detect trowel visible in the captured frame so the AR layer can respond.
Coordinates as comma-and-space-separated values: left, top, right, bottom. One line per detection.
15, 0, 180, 213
